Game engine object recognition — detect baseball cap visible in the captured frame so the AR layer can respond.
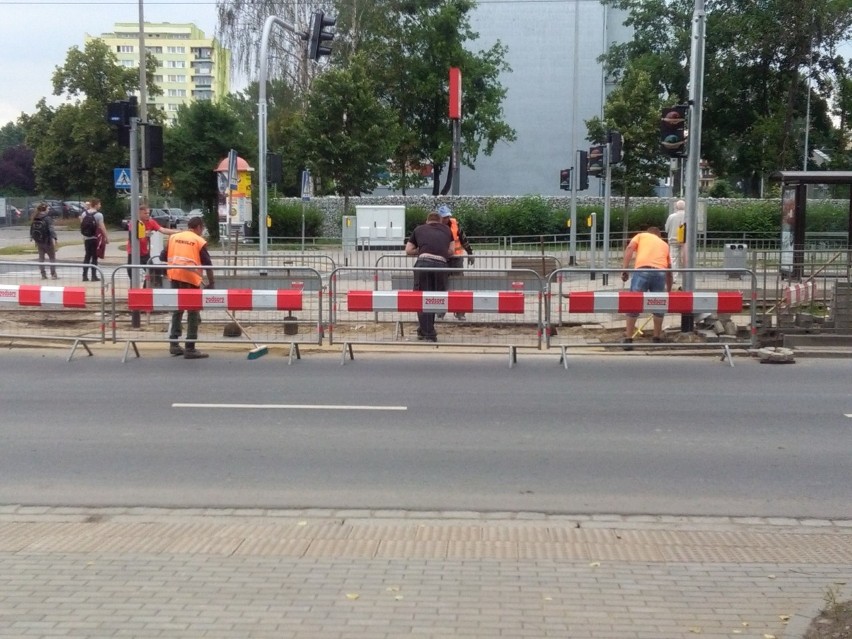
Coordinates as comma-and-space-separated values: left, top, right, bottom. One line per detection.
438, 205, 452, 218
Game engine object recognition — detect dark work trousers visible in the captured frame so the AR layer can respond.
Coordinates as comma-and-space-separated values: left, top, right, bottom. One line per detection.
82, 237, 99, 280
168, 280, 202, 350
413, 257, 449, 339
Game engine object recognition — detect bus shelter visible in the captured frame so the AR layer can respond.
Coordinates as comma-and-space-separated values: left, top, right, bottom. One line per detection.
770, 170, 852, 280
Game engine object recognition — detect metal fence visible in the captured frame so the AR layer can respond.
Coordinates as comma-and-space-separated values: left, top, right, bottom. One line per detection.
327, 266, 544, 363
111, 264, 323, 362
0, 260, 106, 358
545, 267, 758, 366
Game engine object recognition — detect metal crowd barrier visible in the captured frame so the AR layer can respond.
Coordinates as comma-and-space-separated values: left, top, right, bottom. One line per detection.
111, 264, 324, 363
328, 265, 544, 367
545, 267, 758, 367
0, 260, 105, 359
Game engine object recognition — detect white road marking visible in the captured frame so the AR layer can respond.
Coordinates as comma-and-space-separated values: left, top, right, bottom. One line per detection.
173, 403, 407, 411
845, 414, 852, 418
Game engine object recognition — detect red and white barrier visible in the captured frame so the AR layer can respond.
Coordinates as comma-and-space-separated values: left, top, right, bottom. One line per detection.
347, 290, 525, 314
127, 288, 303, 312
567, 291, 743, 314
0, 284, 87, 308
783, 281, 815, 306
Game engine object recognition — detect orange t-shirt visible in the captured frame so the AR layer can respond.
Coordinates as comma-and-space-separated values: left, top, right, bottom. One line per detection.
628, 232, 671, 269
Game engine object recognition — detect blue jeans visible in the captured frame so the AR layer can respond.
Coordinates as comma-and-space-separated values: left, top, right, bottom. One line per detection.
628, 268, 666, 317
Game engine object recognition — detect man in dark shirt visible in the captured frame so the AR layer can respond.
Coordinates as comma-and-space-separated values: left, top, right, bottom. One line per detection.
405, 211, 454, 342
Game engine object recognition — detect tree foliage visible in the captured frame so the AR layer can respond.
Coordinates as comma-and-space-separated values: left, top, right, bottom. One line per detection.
354, 0, 515, 195
299, 54, 398, 210
19, 39, 157, 219
602, 0, 852, 196
162, 100, 250, 231
214, 0, 516, 197
586, 66, 668, 199
0, 145, 36, 194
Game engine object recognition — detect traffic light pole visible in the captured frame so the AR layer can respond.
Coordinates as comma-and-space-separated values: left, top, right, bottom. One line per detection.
257, 16, 298, 268
682, 0, 706, 332
568, 0, 580, 265
129, 115, 141, 328
601, 142, 611, 286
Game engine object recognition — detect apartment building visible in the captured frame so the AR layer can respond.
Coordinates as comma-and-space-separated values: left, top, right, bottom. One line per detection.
90, 23, 231, 123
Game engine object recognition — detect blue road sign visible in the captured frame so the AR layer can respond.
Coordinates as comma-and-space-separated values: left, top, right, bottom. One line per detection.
114, 168, 131, 190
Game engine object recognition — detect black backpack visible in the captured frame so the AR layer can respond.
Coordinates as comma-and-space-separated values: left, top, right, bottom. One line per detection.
30, 217, 50, 245
80, 211, 98, 237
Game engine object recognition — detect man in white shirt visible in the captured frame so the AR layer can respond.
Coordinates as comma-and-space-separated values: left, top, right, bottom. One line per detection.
664, 199, 686, 288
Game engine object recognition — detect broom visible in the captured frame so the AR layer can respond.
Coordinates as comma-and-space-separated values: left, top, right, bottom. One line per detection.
224, 310, 269, 360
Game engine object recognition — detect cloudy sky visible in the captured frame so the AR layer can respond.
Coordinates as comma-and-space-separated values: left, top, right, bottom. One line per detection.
0, 0, 223, 126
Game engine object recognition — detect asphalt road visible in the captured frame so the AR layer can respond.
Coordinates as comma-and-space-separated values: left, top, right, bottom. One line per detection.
1, 351, 850, 518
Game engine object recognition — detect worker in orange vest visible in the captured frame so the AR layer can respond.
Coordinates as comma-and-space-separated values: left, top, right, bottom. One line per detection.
166, 216, 216, 359
438, 205, 474, 320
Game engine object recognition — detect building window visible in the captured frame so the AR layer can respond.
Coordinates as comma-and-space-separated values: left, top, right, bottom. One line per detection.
117, 45, 134, 53
165, 60, 186, 68
167, 74, 186, 83
153, 75, 163, 83
166, 46, 186, 54
148, 46, 163, 54
167, 103, 180, 112
119, 59, 135, 67
167, 89, 187, 97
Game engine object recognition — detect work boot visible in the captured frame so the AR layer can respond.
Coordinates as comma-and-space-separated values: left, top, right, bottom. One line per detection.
621, 337, 634, 351
169, 344, 185, 356
454, 313, 467, 321
183, 349, 209, 360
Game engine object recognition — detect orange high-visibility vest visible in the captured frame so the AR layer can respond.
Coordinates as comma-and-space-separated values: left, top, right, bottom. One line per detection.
166, 231, 206, 287
449, 218, 465, 256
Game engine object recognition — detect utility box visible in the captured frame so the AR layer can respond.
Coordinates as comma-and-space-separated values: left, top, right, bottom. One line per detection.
724, 243, 748, 277
355, 205, 405, 251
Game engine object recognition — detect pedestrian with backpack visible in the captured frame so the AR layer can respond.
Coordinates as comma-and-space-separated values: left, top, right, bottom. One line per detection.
30, 203, 58, 279
80, 198, 108, 281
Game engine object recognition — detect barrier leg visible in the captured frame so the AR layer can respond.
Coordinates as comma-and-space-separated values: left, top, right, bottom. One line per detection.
508, 345, 517, 369
559, 345, 569, 370
721, 344, 734, 368
341, 342, 354, 365
121, 340, 140, 363
67, 339, 93, 362
288, 342, 301, 366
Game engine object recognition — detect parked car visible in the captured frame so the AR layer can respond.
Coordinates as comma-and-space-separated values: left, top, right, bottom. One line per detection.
164, 207, 190, 228
28, 200, 67, 218
64, 200, 86, 216
121, 208, 177, 231
3, 205, 23, 221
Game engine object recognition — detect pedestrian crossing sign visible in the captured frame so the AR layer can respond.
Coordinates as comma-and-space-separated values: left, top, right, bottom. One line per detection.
114, 168, 131, 190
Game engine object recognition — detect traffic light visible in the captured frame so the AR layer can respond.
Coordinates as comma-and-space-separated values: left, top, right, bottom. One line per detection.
587, 145, 605, 177
308, 10, 336, 60
106, 97, 137, 148
141, 124, 163, 169
577, 150, 589, 190
559, 168, 572, 191
608, 131, 623, 164
660, 105, 687, 157
267, 153, 283, 186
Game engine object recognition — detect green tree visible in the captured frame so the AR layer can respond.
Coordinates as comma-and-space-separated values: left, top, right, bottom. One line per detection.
0, 122, 26, 154
21, 39, 158, 219
162, 100, 250, 233
299, 54, 398, 213
356, 0, 515, 195
602, 0, 852, 196
586, 65, 668, 220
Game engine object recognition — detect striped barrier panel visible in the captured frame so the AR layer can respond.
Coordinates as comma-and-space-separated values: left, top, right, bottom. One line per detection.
566, 291, 743, 314
0, 284, 87, 308
783, 281, 815, 306
127, 288, 303, 312
347, 290, 526, 314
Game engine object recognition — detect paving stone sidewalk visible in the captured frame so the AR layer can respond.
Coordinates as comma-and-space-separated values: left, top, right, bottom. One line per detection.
1, 507, 850, 638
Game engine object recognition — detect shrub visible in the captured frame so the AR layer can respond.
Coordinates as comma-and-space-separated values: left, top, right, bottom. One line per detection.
268, 201, 324, 238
